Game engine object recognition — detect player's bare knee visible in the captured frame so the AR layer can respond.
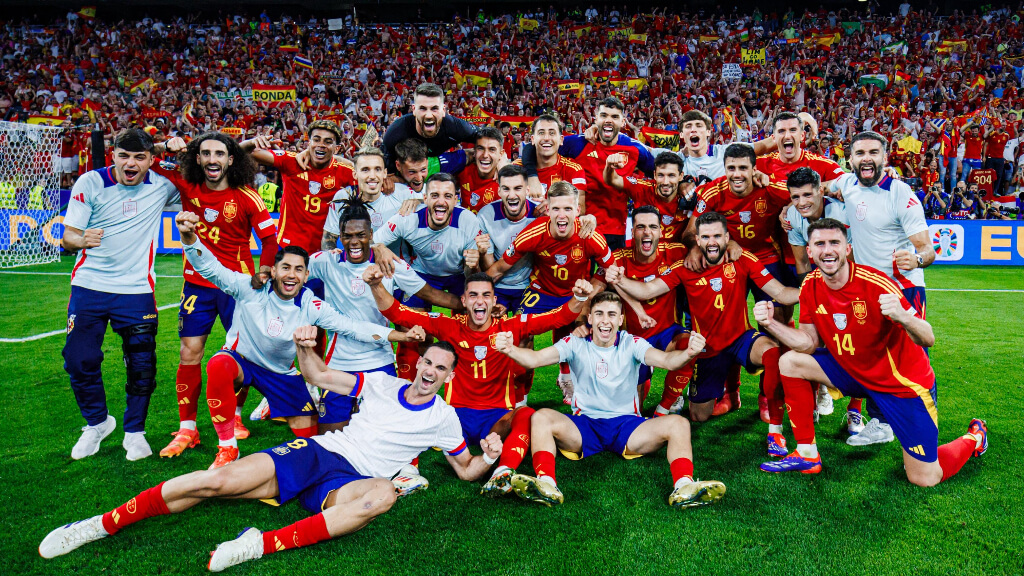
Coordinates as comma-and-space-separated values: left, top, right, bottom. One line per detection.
363, 480, 397, 514
179, 341, 204, 365
778, 350, 805, 377
906, 467, 941, 488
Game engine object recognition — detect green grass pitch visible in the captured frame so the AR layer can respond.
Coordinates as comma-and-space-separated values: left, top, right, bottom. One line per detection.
1, 257, 1021, 575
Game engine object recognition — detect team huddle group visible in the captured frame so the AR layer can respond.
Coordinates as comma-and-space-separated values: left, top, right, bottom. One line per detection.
39, 83, 988, 571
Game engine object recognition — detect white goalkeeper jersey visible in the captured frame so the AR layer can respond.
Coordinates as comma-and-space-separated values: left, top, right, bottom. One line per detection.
308, 249, 426, 371
64, 166, 179, 294
372, 205, 481, 277
182, 238, 393, 374
477, 199, 538, 290
554, 331, 653, 419
314, 372, 467, 478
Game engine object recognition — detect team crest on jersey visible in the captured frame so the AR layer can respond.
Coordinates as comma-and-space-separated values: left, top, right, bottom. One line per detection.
696, 199, 707, 213
596, 358, 609, 379
122, 200, 138, 217
470, 193, 481, 206
371, 213, 383, 227
323, 175, 336, 189
710, 277, 723, 292
474, 345, 488, 360
644, 274, 656, 282
204, 208, 219, 223
488, 334, 498, 348
739, 211, 752, 223
505, 244, 515, 257
66, 314, 75, 334
267, 316, 284, 337
754, 197, 767, 215
833, 313, 848, 330
350, 278, 365, 296
855, 202, 868, 221
318, 403, 327, 418
223, 200, 238, 222
571, 245, 584, 263
309, 181, 322, 195
852, 299, 868, 322
431, 240, 444, 255
428, 312, 441, 318
662, 214, 674, 225
554, 254, 568, 265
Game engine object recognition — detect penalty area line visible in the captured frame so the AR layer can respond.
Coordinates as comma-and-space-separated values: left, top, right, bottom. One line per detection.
0, 271, 181, 278
0, 302, 179, 343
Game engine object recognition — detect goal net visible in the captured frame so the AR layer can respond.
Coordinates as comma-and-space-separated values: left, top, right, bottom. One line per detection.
0, 120, 64, 268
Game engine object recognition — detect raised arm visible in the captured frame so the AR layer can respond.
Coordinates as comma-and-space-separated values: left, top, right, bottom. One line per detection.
444, 433, 503, 481
759, 279, 800, 306
238, 135, 277, 166
603, 153, 628, 190
493, 331, 562, 369
176, 212, 254, 299
643, 331, 706, 371
293, 325, 360, 393
753, 301, 819, 353
604, 264, 672, 301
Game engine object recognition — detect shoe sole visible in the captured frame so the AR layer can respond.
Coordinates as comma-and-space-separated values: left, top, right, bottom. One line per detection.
761, 464, 822, 474
846, 435, 895, 446
71, 419, 116, 460
480, 475, 513, 497
969, 419, 988, 457
159, 435, 200, 458
511, 476, 562, 507
670, 481, 727, 509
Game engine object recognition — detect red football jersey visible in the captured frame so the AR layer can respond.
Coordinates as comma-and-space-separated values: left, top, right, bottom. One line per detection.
152, 164, 276, 289
962, 135, 984, 160
799, 262, 934, 397
381, 300, 579, 409
620, 175, 689, 243
458, 167, 499, 213
503, 217, 614, 296
572, 141, 643, 236
611, 242, 687, 339
272, 151, 355, 254
756, 150, 845, 183
663, 251, 773, 356
515, 155, 588, 194
694, 178, 791, 264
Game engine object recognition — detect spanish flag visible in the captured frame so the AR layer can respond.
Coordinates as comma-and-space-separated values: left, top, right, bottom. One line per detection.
628, 33, 648, 45
639, 127, 679, 151
570, 24, 592, 38
278, 45, 300, 53
558, 80, 584, 96
519, 18, 540, 32
971, 74, 986, 90
699, 34, 721, 43
464, 71, 491, 88
77, 6, 96, 19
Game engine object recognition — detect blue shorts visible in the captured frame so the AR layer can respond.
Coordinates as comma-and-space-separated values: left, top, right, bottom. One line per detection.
495, 287, 527, 313
902, 286, 927, 320
263, 438, 372, 513
689, 329, 764, 403
638, 324, 688, 384
305, 278, 326, 300
749, 262, 786, 303
178, 282, 234, 337
517, 289, 571, 315
219, 350, 316, 419
404, 272, 464, 309
455, 407, 510, 446
561, 414, 646, 460
318, 364, 396, 424
812, 348, 939, 462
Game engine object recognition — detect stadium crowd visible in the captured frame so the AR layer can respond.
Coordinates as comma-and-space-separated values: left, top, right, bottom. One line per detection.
1, 4, 1023, 217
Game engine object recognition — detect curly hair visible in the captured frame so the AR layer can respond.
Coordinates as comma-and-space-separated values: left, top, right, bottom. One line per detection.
176, 132, 258, 188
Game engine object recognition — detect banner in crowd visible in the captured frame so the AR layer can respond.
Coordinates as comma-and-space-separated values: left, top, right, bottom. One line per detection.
519, 18, 540, 32
252, 84, 297, 105
25, 115, 65, 126
741, 49, 766, 65
213, 89, 253, 101
327, 18, 345, 31
639, 127, 680, 151
722, 63, 743, 80
570, 24, 592, 37
858, 74, 889, 89
607, 27, 631, 39
3, 211, 1022, 265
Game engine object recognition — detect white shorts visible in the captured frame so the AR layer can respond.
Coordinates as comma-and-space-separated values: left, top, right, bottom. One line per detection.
61, 157, 78, 174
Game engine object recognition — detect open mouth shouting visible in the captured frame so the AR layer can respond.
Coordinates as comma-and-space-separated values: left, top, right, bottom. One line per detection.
818, 252, 840, 273
639, 236, 654, 254
505, 195, 523, 214
477, 155, 494, 173
204, 163, 223, 182
781, 137, 797, 156
122, 167, 141, 182
278, 277, 301, 296
857, 161, 878, 184
421, 117, 439, 137
594, 322, 615, 341
310, 146, 329, 164
687, 134, 702, 149
431, 203, 450, 224
703, 243, 722, 264
600, 122, 617, 142
554, 217, 571, 236
470, 303, 488, 324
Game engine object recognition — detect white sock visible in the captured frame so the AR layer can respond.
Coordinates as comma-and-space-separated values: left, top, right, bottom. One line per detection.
673, 476, 694, 490
179, 420, 197, 431
768, 424, 784, 434
654, 405, 669, 415
234, 407, 242, 417
492, 465, 511, 476
124, 431, 145, 438
218, 437, 238, 448
796, 443, 819, 458
539, 475, 556, 487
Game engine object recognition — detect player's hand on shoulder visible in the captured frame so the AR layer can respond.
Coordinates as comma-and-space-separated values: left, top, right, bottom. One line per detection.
402, 325, 427, 342
293, 325, 320, 347
491, 303, 508, 318
686, 331, 706, 355
572, 324, 591, 338
295, 148, 311, 170
82, 228, 103, 248
684, 248, 706, 272
480, 432, 502, 459
573, 278, 595, 298
463, 248, 480, 269
578, 214, 597, 238
752, 170, 770, 188
606, 153, 628, 170
603, 264, 624, 284
878, 293, 907, 322
639, 313, 658, 330
493, 331, 516, 353
250, 265, 271, 290
475, 233, 491, 253
753, 301, 775, 325
381, 174, 397, 195
779, 209, 793, 232
724, 240, 743, 263
371, 244, 397, 277
398, 198, 421, 216
883, 166, 902, 180
528, 182, 546, 202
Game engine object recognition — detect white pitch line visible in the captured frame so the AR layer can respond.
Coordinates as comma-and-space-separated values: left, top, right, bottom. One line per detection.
0, 302, 179, 343
0, 271, 180, 278
928, 288, 1024, 293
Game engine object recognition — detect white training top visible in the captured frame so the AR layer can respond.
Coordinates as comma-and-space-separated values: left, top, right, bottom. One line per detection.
786, 197, 852, 246
653, 143, 728, 182
372, 205, 481, 277
314, 372, 467, 478
183, 238, 394, 374
833, 173, 929, 288
476, 198, 539, 290
555, 331, 653, 419
64, 166, 179, 294
308, 249, 426, 371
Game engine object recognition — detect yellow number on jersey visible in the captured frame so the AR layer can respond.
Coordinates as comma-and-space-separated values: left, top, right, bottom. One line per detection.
549, 265, 569, 281
194, 223, 221, 245
713, 293, 725, 311
737, 225, 755, 239
832, 333, 855, 355
303, 195, 322, 213
472, 360, 487, 379
286, 438, 308, 449
181, 294, 197, 314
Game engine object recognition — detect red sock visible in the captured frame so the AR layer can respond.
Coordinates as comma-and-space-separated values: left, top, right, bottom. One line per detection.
101, 482, 170, 535
938, 436, 977, 483
670, 457, 694, 484
559, 362, 570, 377
639, 379, 651, 403
499, 407, 534, 469
781, 375, 816, 445
660, 366, 693, 410
262, 513, 331, 555
395, 341, 419, 380
532, 450, 556, 481
761, 347, 785, 426
410, 457, 419, 468
848, 398, 863, 412
727, 364, 741, 394
206, 354, 239, 442
175, 363, 203, 423
514, 368, 534, 401
291, 425, 317, 438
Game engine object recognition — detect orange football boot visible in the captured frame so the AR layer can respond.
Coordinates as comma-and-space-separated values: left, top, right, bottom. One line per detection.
158, 428, 200, 458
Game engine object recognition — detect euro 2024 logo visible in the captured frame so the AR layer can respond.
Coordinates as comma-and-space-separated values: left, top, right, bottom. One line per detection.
930, 224, 964, 261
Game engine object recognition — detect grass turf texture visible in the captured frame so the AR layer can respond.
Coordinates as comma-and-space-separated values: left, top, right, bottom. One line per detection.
1, 256, 1021, 575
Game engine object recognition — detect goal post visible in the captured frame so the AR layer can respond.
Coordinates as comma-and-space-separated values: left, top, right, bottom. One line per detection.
0, 120, 64, 268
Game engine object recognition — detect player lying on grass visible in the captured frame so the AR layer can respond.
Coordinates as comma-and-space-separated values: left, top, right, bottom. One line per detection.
175, 211, 423, 469
755, 218, 988, 485
491, 291, 727, 509
39, 334, 501, 572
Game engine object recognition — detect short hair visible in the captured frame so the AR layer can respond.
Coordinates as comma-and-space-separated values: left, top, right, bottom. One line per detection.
850, 131, 889, 154
654, 151, 684, 173
113, 128, 154, 153
786, 167, 821, 190
547, 180, 579, 201
590, 290, 623, 311
425, 171, 457, 191
723, 143, 756, 166
695, 211, 729, 234
806, 217, 849, 242
306, 119, 342, 142
531, 113, 563, 134
275, 245, 309, 266
497, 164, 528, 185
597, 96, 625, 113
631, 204, 662, 221
681, 110, 713, 131
352, 147, 385, 167
475, 126, 504, 146
414, 83, 445, 100
772, 111, 803, 131
463, 271, 495, 290
394, 138, 428, 164
425, 340, 458, 369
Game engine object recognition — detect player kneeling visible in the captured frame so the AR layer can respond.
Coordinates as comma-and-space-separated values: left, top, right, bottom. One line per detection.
493, 291, 725, 509
754, 219, 987, 485
39, 331, 500, 571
